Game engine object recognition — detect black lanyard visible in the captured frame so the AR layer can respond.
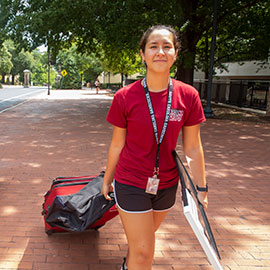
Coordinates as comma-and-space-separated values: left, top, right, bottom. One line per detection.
143, 78, 173, 175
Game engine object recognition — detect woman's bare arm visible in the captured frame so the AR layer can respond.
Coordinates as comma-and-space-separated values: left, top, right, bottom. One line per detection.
102, 126, 127, 200
182, 124, 208, 208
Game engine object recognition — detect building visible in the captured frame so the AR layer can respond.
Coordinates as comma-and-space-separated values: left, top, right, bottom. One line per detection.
194, 61, 270, 110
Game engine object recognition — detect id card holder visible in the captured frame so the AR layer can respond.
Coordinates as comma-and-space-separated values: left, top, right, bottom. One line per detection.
145, 175, 160, 195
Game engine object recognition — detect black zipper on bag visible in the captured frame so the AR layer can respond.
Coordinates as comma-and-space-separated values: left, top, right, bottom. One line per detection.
44, 172, 105, 204
51, 181, 90, 192
44, 181, 90, 201
53, 181, 90, 189
52, 177, 94, 186
52, 171, 105, 185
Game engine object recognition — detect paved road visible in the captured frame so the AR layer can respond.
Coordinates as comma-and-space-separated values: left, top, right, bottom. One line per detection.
0, 90, 269, 269
0, 85, 47, 114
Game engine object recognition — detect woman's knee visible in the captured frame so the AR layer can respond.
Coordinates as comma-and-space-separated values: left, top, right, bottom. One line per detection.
130, 245, 154, 265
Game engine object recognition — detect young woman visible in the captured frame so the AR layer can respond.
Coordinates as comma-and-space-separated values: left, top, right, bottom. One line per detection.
95, 78, 101, 94
102, 25, 208, 270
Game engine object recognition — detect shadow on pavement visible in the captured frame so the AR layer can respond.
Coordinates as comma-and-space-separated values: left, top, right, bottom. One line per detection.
0, 96, 270, 269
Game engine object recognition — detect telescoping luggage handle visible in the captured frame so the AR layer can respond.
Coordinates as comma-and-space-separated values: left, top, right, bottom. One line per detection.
173, 150, 221, 261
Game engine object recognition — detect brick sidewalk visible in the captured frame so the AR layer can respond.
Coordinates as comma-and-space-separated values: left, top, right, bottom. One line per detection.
0, 90, 270, 270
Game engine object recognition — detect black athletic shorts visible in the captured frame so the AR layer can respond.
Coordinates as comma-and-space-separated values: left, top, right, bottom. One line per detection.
113, 180, 178, 213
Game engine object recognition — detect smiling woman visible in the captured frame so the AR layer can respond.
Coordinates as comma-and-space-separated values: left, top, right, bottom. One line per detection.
140, 28, 178, 86
102, 25, 207, 270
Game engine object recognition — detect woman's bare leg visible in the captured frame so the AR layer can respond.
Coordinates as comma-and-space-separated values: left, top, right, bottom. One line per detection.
118, 208, 169, 270
153, 210, 168, 232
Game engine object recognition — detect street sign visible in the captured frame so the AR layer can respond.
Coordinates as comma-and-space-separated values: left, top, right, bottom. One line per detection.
61, 70, 68, 77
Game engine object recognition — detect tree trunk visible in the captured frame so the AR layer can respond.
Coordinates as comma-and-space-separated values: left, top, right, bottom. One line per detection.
12, 75, 15, 85
175, 30, 198, 86
266, 86, 270, 116
1, 72, 6, 84
175, 61, 194, 85
175, 0, 203, 85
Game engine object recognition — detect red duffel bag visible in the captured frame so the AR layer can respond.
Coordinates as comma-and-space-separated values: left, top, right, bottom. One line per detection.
41, 171, 118, 235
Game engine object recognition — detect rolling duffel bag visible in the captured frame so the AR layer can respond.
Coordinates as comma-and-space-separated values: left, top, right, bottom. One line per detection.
41, 171, 118, 235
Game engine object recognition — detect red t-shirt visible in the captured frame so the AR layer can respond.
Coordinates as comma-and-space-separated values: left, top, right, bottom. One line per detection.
106, 79, 206, 189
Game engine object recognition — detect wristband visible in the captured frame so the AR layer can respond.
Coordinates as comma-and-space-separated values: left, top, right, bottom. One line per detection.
196, 184, 208, 192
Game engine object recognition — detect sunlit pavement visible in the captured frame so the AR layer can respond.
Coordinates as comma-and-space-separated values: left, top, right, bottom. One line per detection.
32, 88, 113, 100
0, 89, 269, 270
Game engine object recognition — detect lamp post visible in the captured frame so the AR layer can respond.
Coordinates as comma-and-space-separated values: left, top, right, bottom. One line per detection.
47, 45, 50, 95
204, 0, 218, 118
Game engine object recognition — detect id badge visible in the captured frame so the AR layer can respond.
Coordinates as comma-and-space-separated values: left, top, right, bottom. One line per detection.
145, 175, 160, 195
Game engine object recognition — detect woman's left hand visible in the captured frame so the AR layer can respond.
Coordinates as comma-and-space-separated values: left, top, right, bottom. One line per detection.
102, 182, 114, 201
197, 192, 208, 209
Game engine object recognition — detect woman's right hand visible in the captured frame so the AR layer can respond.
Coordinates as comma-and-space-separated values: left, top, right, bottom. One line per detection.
102, 182, 114, 201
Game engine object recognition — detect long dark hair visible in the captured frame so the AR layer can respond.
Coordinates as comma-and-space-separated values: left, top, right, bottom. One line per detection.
139, 25, 181, 53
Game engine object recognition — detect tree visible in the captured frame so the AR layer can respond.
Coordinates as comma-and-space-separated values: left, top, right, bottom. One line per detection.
55, 47, 82, 89
175, 0, 270, 83
0, 43, 13, 83
196, 0, 270, 76
73, 47, 104, 85
54, 44, 104, 89
31, 50, 52, 86
4, 40, 35, 84
2, 0, 269, 86
1, 0, 182, 71
73, 0, 269, 84
3, 40, 56, 86
101, 45, 142, 78
81, 52, 104, 84
0, 0, 12, 45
